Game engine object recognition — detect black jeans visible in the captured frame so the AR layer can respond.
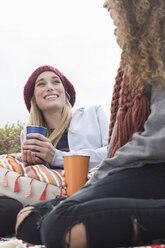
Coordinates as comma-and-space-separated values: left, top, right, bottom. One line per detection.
16, 197, 66, 244
39, 163, 165, 248
0, 196, 23, 237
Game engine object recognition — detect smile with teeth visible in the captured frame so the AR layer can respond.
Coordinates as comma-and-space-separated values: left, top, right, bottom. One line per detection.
44, 94, 59, 100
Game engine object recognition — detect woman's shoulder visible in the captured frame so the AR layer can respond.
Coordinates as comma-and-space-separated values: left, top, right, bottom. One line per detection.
73, 105, 104, 114
71, 105, 108, 124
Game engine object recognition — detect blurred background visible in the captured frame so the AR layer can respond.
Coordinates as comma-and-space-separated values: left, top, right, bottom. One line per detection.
0, 0, 121, 128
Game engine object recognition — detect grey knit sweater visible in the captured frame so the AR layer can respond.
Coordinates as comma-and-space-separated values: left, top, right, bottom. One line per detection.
88, 82, 165, 184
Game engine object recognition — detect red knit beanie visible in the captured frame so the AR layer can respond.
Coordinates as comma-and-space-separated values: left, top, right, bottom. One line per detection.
24, 65, 76, 112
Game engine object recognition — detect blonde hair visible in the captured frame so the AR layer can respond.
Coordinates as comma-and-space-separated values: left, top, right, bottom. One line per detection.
110, 0, 165, 90
27, 95, 72, 147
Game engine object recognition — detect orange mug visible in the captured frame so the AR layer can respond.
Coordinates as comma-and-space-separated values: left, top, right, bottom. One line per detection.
63, 155, 90, 196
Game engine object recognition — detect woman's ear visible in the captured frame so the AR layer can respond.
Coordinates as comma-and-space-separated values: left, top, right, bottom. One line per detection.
65, 91, 71, 102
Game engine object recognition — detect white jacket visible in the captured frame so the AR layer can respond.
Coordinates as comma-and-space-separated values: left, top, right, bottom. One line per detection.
51, 106, 109, 169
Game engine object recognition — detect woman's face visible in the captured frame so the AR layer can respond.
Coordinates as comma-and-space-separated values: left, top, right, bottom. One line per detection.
103, 0, 114, 20
34, 71, 66, 113
103, 0, 121, 47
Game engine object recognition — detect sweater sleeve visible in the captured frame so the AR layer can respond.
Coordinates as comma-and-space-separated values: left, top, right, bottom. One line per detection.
51, 106, 109, 170
20, 130, 24, 148
88, 84, 165, 184
51, 146, 108, 170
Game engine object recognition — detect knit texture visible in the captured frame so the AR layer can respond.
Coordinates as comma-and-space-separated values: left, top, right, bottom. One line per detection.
108, 68, 151, 158
24, 65, 76, 111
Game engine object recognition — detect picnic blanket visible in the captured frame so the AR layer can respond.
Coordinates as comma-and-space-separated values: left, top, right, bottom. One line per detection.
0, 237, 45, 247
0, 236, 165, 248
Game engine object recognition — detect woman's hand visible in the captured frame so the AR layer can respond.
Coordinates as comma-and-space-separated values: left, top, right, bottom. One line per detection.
22, 149, 42, 166
22, 133, 55, 165
14, 153, 22, 162
87, 170, 95, 181
60, 170, 94, 196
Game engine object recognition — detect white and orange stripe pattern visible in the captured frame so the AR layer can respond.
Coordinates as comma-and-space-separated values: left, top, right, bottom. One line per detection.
0, 154, 63, 187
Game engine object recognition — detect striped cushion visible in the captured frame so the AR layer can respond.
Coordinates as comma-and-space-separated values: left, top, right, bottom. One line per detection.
0, 154, 63, 187
0, 154, 64, 202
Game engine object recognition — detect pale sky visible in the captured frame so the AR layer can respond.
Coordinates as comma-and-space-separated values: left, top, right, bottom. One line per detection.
0, 0, 121, 128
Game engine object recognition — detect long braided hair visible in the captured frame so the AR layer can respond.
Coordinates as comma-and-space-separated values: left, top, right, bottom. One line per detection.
106, 0, 165, 157
108, 67, 150, 158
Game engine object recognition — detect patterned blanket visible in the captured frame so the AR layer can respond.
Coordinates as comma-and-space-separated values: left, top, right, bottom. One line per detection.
0, 237, 45, 247
0, 236, 165, 248
0, 154, 64, 205
129, 246, 165, 248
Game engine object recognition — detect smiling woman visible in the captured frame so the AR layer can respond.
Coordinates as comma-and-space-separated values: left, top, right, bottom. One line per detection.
33, 71, 67, 131
34, 71, 66, 114
0, 64, 109, 239
23, 65, 76, 165
11, 64, 109, 244
21, 64, 109, 170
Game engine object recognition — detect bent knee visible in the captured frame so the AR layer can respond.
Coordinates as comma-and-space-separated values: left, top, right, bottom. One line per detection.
16, 205, 44, 244
65, 222, 87, 248
15, 206, 34, 232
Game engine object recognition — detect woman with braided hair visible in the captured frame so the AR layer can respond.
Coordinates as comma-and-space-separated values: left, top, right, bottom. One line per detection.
16, 0, 165, 247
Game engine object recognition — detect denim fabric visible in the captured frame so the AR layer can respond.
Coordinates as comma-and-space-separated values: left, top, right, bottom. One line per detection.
16, 197, 66, 244
40, 163, 165, 248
